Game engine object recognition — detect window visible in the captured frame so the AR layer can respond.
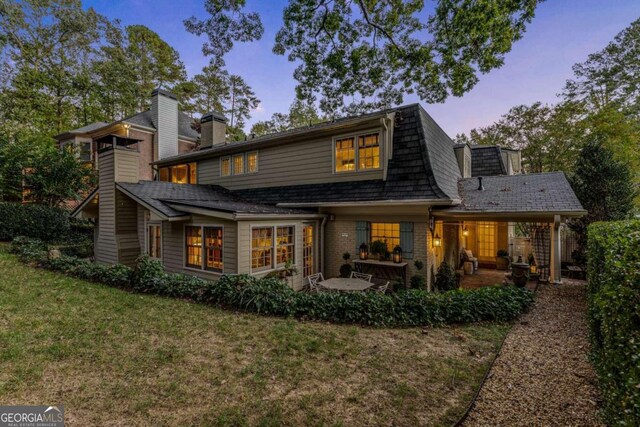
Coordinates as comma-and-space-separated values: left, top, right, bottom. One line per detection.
247, 151, 258, 173
335, 137, 355, 172
276, 226, 295, 265
221, 157, 231, 176
185, 225, 224, 272
303, 225, 314, 277
148, 224, 161, 259
371, 223, 400, 253
185, 226, 202, 268
334, 131, 381, 173
358, 133, 380, 170
159, 163, 197, 184
477, 222, 496, 259
233, 154, 244, 175
251, 227, 273, 271
205, 227, 223, 272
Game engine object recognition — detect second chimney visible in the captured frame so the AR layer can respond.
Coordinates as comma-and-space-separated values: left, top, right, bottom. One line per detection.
201, 111, 227, 148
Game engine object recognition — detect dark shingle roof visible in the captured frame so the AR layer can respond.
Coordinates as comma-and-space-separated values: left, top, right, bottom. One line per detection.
441, 172, 585, 214
66, 122, 110, 134
236, 104, 461, 205
116, 181, 310, 218
123, 111, 199, 140
470, 145, 507, 176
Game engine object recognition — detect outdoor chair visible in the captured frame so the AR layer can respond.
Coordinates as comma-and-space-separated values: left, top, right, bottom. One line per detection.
460, 248, 479, 273
350, 271, 373, 282
376, 282, 390, 293
307, 272, 325, 292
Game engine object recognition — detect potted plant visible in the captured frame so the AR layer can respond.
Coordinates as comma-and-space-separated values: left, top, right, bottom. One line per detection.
369, 240, 388, 261
339, 252, 353, 277
495, 249, 510, 270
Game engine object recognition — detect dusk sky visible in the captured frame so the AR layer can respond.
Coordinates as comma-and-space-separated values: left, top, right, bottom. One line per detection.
84, 0, 639, 137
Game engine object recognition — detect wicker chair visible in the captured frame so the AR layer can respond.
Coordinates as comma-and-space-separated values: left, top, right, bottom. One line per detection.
350, 271, 373, 282
307, 272, 325, 292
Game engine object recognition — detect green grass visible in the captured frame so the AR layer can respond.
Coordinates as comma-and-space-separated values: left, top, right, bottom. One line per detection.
0, 244, 509, 426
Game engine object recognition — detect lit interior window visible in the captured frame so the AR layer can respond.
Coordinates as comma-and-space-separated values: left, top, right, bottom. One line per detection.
247, 152, 258, 173
335, 137, 355, 172
251, 227, 273, 270
358, 133, 380, 169
221, 157, 231, 176
370, 223, 400, 253
233, 154, 244, 175
205, 227, 223, 272
276, 226, 295, 265
185, 226, 202, 268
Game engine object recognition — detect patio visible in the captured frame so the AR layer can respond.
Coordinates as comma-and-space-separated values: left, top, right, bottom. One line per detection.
459, 268, 538, 291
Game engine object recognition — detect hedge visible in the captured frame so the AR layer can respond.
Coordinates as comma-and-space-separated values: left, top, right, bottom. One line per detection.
586, 220, 640, 425
0, 202, 92, 243
10, 237, 534, 328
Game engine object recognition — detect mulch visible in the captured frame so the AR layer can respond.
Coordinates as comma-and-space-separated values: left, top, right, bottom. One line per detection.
462, 280, 603, 426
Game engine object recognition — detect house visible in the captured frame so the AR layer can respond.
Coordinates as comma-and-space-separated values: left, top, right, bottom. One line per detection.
71, 89, 586, 290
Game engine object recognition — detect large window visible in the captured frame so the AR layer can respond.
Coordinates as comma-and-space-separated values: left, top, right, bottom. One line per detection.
205, 227, 223, 272
247, 151, 258, 173
159, 163, 197, 184
148, 224, 161, 259
477, 221, 496, 259
185, 225, 224, 272
358, 133, 380, 170
371, 222, 400, 253
251, 227, 273, 271
233, 154, 244, 175
335, 137, 355, 172
221, 157, 231, 176
335, 131, 381, 173
185, 226, 202, 268
276, 226, 295, 265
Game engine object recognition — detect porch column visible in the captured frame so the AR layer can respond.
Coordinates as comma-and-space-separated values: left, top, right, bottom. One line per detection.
550, 215, 562, 284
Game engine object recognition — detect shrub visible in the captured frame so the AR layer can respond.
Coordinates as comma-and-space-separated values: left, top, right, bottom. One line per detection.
342, 252, 351, 261
435, 261, 457, 291
0, 202, 72, 242
410, 274, 426, 289
10, 237, 535, 328
339, 263, 353, 278
586, 220, 640, 425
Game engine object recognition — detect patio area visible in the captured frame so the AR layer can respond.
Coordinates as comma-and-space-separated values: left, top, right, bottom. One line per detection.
459, 268, 538, 291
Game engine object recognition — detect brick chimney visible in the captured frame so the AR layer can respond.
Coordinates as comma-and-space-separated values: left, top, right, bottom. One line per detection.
200, 111, 227, 148
151, 88, 179, 159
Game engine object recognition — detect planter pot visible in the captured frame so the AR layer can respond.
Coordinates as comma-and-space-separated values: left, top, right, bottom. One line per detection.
495, 256, 510, 270
511, 262, 530, 287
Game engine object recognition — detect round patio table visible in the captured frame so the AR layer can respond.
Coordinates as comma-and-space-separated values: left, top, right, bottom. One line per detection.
319, 277, 374, 292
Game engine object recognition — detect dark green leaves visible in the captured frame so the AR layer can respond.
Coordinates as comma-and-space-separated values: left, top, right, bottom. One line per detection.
184, 0, 264, 59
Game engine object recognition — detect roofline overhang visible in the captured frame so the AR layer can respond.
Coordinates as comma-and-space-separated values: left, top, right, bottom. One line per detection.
166, 202, 327, 221
276, 198, 460, 208
431, 210, 587, 221
70, 187, 99, 218
152, 110, 398, 166
115, 183, 189, 221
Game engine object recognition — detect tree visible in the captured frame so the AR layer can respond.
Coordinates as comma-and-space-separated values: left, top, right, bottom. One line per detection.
563, 18, 640, 116
569, 139, 637, 263
455, 102, 586, 173
250, 99, 324, 136
25, 148, 96, 207
0, 134, 52, 202
189, 0, 541, 115
227, 74, 259, 129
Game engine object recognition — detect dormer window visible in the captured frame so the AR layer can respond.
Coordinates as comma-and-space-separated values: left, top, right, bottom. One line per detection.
334, 131, 380, 173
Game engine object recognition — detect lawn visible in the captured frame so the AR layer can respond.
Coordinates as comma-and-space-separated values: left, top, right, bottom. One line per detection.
0, 245, 509, 426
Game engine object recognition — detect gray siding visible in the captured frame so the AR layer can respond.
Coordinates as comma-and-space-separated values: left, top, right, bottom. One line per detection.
161, 215, 237, 279
96, 150, 117, 264
198, 129, 385, 190
152, 92, 179, 160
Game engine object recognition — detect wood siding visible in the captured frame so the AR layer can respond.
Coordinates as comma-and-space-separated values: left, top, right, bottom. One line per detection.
153, 93, 179, 160
161, 215, 237, 280
198, 127, 385, 190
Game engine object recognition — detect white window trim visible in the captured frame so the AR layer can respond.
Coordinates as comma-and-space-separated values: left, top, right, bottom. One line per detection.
182, 224, 225, 274
250, 224, 296, 274
332, 128, 383, 174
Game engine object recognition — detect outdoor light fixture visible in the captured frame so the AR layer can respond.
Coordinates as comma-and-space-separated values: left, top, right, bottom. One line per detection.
433, 234, 442, 247
530, 258, 537, 274
393, 246, 403, 263
359, 243, 368, 260
429, 216, 435, 235
462, 226, 469, 237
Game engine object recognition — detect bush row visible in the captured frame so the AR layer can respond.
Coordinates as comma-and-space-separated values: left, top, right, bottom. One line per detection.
0, 202, 93, 243
11, 237, 534, 328
586, 220, 640, 425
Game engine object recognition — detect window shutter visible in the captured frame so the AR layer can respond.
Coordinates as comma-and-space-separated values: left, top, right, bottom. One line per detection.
400, 222, 414, 259
355, 221, 370, 253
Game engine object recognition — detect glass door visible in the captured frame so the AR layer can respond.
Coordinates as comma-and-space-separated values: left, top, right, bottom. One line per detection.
303, 224, 314, 278
477, 221, 496, 261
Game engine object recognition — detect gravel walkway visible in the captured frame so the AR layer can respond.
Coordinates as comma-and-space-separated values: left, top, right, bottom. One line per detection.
463, 281, 603, 426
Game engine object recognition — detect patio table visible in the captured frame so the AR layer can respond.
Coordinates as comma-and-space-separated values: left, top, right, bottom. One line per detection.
319, 277, 374, 292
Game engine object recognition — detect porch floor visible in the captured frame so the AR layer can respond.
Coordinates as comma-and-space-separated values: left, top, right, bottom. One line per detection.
460, 268, 538, 291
